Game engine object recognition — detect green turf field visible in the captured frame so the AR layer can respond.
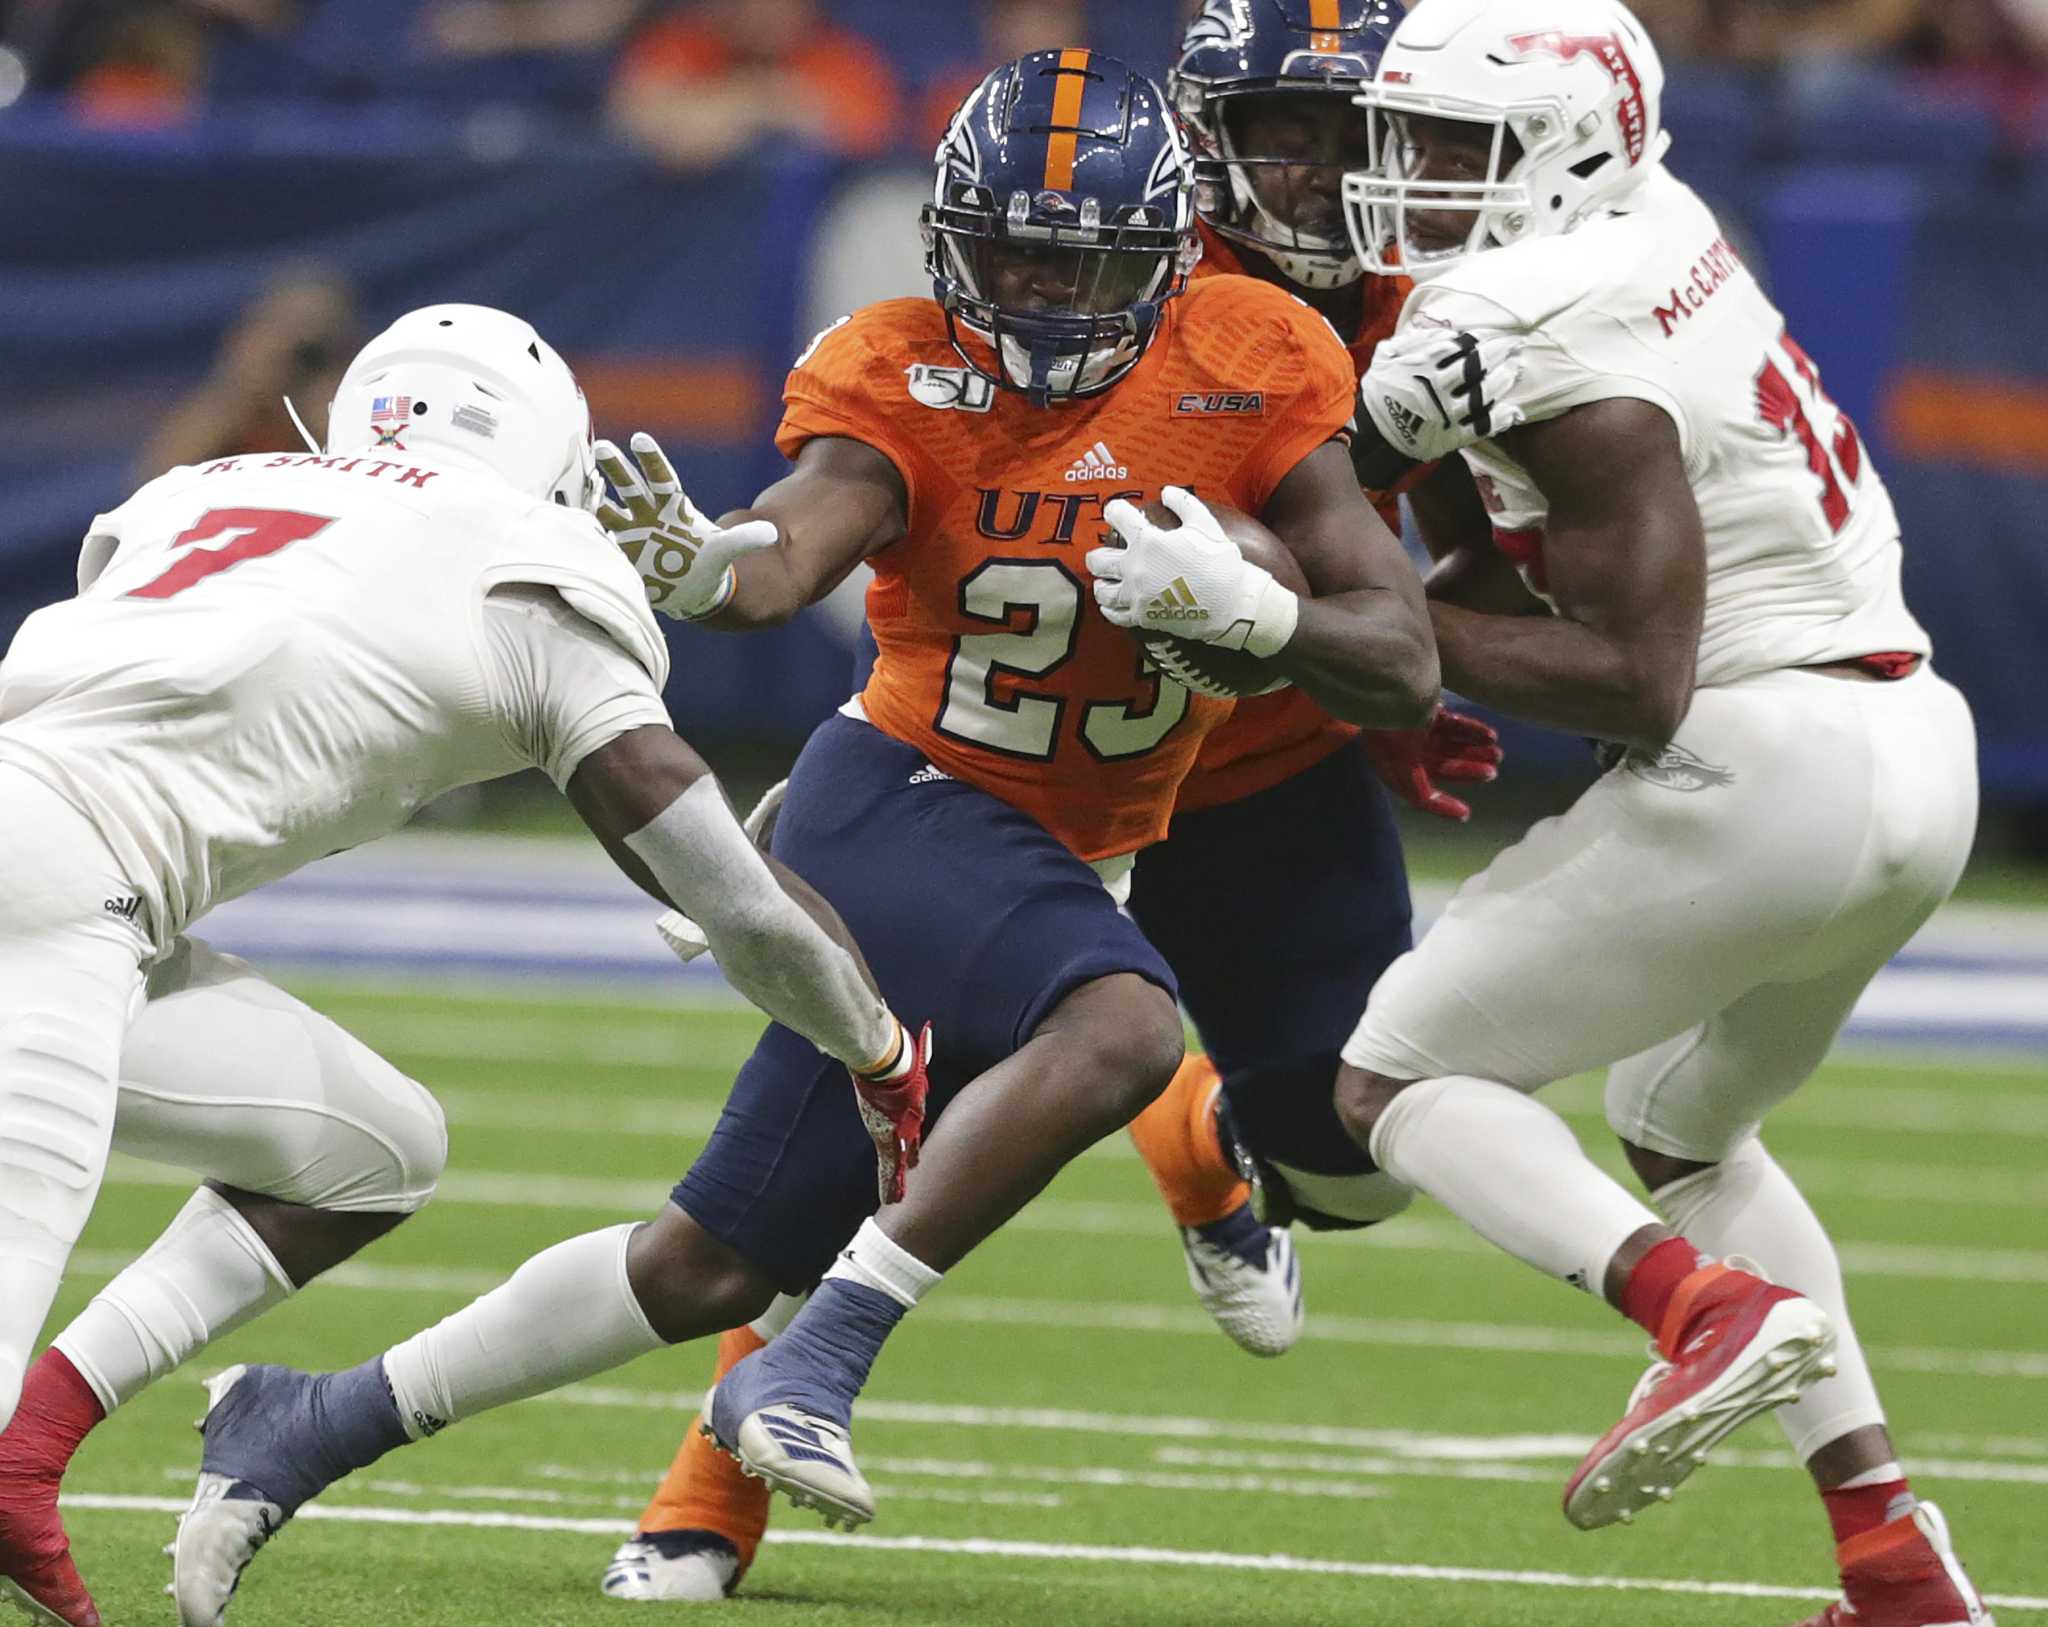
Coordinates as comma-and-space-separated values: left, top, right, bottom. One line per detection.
44, 983, 2048, 1626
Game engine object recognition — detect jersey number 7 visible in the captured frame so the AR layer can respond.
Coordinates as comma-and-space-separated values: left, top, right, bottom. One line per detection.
128, 508, 335, 600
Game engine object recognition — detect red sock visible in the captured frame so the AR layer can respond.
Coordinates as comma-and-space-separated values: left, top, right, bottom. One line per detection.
0, 1350, 106, 1495
1822, 1477, 1914, 1548
1617, 1237, 1708, 1340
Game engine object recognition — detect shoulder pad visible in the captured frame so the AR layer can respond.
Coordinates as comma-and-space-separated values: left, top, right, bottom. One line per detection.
491, 505, 670, 693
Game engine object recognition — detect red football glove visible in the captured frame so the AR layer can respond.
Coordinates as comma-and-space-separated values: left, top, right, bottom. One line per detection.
1364, 706, 1503, 822
851, 1021, 933, 1205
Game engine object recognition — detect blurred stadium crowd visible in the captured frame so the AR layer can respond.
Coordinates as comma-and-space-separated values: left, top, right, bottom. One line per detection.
0, 0, 2043, 839
2, 0, 2044, 154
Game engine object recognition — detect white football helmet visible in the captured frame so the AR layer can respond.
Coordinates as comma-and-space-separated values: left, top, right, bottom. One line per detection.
1342, 0, 1671, 281
326, 304, 601, 510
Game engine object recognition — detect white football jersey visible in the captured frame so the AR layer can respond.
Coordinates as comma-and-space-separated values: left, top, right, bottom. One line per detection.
1406, 167, 1929, 687
0, 451, 671, 948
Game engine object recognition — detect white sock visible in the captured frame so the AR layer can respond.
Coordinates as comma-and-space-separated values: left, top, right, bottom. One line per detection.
747, 1292, 808, 1342
1370, 1076, 1660, 1295
822, 1218, 942, 1310
53, 1186, 293, 1413
381, 1223, 661, 1441
1651, 1138, 1888, 1462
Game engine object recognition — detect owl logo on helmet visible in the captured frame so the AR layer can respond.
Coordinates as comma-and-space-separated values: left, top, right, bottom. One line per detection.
1171, 0, 1402, 291
922, 50, 1200, 406
1342, 0, 1672, 280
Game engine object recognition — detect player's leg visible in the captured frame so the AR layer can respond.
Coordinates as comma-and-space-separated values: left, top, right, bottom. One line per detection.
0, 768, 149, 1626
1609, 670, 1986, 1624
678, 726, 1184, 1526
1333, 678, 1909, 1527
1127, 737, 1415, 1353
2, 936, 446, 1626
171, 715, 1166, 1606
602, 1296, 803, 1603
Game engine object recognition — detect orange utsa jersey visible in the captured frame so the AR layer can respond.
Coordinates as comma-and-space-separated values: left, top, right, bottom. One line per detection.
775, 275, 1356, 861
1176, 227, 1415, 814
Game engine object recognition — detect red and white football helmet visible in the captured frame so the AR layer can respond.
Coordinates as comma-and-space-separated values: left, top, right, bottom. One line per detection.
1343, 0, 1671, 280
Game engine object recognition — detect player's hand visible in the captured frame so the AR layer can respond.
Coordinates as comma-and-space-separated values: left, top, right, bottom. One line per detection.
1363, 706, 1503, 822
1360, 326, 1528, 468
852, 1020, 933, 1205
1087, 486, 1299, 658
595, 431, 779, 620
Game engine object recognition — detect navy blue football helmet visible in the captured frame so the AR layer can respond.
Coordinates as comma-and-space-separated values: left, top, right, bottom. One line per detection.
922, 49, 1199, 406
1172, 0, 1402, 289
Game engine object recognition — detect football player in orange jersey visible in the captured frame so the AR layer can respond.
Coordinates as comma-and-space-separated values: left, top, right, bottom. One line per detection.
603, 11, 1508, 1605
1116, 0, 1510, 1364
578, 47, 1441, 1597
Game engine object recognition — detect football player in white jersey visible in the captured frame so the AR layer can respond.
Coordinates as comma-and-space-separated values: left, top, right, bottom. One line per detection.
0, 304, 928, 1627
1096, 3, 1990, 1623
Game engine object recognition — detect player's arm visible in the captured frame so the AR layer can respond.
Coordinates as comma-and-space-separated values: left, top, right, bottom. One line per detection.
1406, 457, 1551, 617
1255, 440, 1439, 728
596, 433, 905, 629
566, 724, 904, 1076
704, 435, 907, 629
1426, 400, 1706, 751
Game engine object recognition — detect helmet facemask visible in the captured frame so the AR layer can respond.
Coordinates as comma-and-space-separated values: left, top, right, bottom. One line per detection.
1194, 86, 1374, 290
923, 185, 1197, 406
1344, 100, 1555, 281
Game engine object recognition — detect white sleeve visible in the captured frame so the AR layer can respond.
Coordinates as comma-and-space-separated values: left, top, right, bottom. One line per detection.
481, 585, 673, 790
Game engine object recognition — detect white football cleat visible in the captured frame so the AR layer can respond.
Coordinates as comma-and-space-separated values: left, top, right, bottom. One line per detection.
1180, 1215, 1303, 1357
600, 1532, 741, 1602
706, 1400, 875, 1530
170, 1471, 282, 1627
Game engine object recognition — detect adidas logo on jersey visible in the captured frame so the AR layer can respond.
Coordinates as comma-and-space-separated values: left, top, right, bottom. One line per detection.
1146, 578, 1209, 622
1064, 441, 1128, 483
908, 763, 953, 785
102, 895, 142, 923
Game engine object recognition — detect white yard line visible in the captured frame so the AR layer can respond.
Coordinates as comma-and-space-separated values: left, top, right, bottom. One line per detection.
60, 1251, 2048, 1381
55, 1494, 2048, 1613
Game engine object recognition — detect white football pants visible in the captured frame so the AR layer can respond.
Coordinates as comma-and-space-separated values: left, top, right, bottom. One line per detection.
0, 767, 447, 1430
118, 935, 446, 1214
1345, 665, 1978, 1154
0, 768, 150, 1430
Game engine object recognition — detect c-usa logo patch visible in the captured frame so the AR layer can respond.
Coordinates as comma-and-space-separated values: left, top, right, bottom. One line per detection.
1624, 743, 1736, 792
905, 364, 995, 413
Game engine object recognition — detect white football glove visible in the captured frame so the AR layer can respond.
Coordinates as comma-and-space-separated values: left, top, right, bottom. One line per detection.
595, 431, 779, 621
1085, 486, 1299, 659
1359, 324, 1528, 468
655, 779, 789, 964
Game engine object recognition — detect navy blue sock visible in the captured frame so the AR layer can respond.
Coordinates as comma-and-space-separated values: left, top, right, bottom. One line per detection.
753, 1280, 907, 1429
1193, 1201, 1268, 1269
201, 1359, 411, 1517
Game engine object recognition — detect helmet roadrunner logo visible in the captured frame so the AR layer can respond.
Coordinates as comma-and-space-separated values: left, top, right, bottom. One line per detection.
1065, 441, 1130, 482
1147, 578, 1209, 622
1624, 743, 1736, 792
1506, 30, 1650, 163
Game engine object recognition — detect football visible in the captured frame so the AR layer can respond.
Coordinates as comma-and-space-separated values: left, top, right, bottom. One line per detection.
1124, 499, 1309, 700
